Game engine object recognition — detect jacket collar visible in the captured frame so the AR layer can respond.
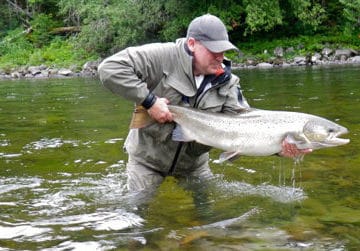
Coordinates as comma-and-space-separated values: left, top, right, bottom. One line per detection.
177, 38, 194, 83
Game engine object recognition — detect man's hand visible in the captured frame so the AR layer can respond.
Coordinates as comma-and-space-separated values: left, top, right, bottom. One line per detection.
147, 97, 173, 123
279, 139, 312, 158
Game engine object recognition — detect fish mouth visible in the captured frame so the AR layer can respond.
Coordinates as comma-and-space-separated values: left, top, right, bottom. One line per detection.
325, 130, 350, 146
327, 137, 350, 146
311, 129, 350, 148
314, 137, 349, 149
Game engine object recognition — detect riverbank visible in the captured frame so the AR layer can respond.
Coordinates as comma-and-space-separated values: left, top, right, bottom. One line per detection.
0, 48, 359, 80
0, 60, 100, 80
234, 47, 360, 69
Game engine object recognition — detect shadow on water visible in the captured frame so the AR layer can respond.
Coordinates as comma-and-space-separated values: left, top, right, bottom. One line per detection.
0, 65, 359, 250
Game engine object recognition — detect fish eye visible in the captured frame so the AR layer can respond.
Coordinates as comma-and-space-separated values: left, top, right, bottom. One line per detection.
328, 128, 335, 133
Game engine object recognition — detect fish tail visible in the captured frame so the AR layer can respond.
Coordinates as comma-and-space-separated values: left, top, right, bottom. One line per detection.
129, 105, 155, 129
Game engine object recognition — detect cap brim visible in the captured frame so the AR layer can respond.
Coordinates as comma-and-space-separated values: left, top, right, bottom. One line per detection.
201, 40, 239, 53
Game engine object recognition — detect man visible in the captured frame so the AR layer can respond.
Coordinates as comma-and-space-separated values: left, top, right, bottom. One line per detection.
98, 14, 310, 194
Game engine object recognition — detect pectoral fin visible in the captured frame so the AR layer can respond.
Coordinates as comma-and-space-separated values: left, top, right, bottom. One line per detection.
172, 124, 193, 142
217, 151, 241, 163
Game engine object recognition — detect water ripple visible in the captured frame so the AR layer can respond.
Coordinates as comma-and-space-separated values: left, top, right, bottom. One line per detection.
0, 177, 42, 195
0, 167, 144, 248
0, 139, 10, 147
0, 152, 22, 158
23, 138, 80, 150
35, 209, 144, 231
0, 224, 52, 239
215, 179, 306, 203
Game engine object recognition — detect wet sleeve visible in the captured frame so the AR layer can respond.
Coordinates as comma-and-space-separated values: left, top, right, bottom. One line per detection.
98, 44, 165, 104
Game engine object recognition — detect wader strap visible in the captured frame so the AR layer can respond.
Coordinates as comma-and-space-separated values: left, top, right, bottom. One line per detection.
168, 142, 183, 175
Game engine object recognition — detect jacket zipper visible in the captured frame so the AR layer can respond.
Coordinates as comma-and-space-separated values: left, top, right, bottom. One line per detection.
194, 80, 228, 108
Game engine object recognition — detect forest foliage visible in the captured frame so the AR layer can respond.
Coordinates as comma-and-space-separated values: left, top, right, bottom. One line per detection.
0, 0, 359, 68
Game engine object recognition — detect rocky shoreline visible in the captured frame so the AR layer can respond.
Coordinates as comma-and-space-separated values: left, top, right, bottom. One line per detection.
0, 60, 100, 80
0, 47, 359, 80
234, 47, 360, 69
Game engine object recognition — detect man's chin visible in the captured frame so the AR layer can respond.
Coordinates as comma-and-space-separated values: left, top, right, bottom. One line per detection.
207, 68, 219, 75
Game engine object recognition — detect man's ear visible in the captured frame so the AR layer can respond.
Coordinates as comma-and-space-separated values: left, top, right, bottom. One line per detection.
187, 37, 196, 52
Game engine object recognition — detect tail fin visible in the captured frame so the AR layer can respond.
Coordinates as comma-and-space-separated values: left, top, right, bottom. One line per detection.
129, 105, 155, 129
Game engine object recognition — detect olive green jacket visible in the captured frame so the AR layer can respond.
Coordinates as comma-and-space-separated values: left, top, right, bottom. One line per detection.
98, 38, 249, 176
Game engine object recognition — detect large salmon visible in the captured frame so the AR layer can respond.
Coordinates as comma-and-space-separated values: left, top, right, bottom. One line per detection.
169, 105, 349, 161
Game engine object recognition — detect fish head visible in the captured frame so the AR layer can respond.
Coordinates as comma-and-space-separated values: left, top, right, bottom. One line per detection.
301, 118, 350, 149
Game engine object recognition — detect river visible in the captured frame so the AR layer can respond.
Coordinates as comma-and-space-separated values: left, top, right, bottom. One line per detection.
0, 65, 359, 250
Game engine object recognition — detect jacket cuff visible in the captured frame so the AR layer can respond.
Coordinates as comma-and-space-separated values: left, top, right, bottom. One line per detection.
141, 92, 157, 109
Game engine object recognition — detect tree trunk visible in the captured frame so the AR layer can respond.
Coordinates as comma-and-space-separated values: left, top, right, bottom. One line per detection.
50, 26, 81, 35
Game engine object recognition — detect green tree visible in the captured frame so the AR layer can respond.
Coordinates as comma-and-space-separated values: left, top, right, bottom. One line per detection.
57, 0, 146, 55
288, 0, 326, 30
242, 0, 326, 36
339, 0, 360, 34
27, 13, 59, 47
243, 0, 283, 34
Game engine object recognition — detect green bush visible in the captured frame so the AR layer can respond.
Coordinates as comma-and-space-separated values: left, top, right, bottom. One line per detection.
0, 31, 97, 69
28, 38, 97, 67
27, 14, 59, 47
0, 29, 34, 68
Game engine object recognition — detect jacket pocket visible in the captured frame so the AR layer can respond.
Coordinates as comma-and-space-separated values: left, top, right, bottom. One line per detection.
141, 122, 175, 143
185, 142, 212, 157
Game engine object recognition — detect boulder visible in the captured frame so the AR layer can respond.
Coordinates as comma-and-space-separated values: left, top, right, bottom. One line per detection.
311, 53, 322, 64
257, 62, 273, 68
24, 73, 34, 78
82, 60, 100, 71
58, 68, 73, 76
41, 70, 49, 77
245, 58, 258, 66
321, 47, 333, 57
350, 56, 360, 63
49, 68, 59, 75
334, 49, 357, 60
293, 56, 307, 65
271, 57, 284, 65
11, 71, 21, 78
28, 66, 42, 75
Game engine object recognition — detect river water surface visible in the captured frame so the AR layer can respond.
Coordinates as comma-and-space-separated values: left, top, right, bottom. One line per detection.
0, 65, 359, 250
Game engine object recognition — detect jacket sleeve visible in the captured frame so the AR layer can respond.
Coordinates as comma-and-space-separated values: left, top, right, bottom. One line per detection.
98, 43, 167, 104
222, 74, 250, 114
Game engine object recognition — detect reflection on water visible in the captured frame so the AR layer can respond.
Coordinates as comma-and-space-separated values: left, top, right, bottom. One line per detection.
0, 66, 359, 250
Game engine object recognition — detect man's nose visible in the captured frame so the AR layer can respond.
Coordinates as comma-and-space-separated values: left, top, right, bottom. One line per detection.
214, 52, 224, 62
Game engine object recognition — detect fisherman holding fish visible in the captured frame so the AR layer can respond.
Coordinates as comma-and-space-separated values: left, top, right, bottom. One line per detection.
98, 14, 311, 193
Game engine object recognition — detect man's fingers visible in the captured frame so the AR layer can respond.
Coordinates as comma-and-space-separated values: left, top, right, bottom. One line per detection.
148, 97, 172, 123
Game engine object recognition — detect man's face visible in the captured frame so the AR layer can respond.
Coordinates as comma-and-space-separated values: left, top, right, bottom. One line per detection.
187, 38, 224, 76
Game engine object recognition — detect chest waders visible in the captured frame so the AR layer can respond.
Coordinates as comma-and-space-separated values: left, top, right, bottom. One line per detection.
167, 66, 230, 176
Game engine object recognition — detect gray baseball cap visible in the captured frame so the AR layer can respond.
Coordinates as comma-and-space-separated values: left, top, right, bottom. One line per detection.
186, 14, 238, 53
